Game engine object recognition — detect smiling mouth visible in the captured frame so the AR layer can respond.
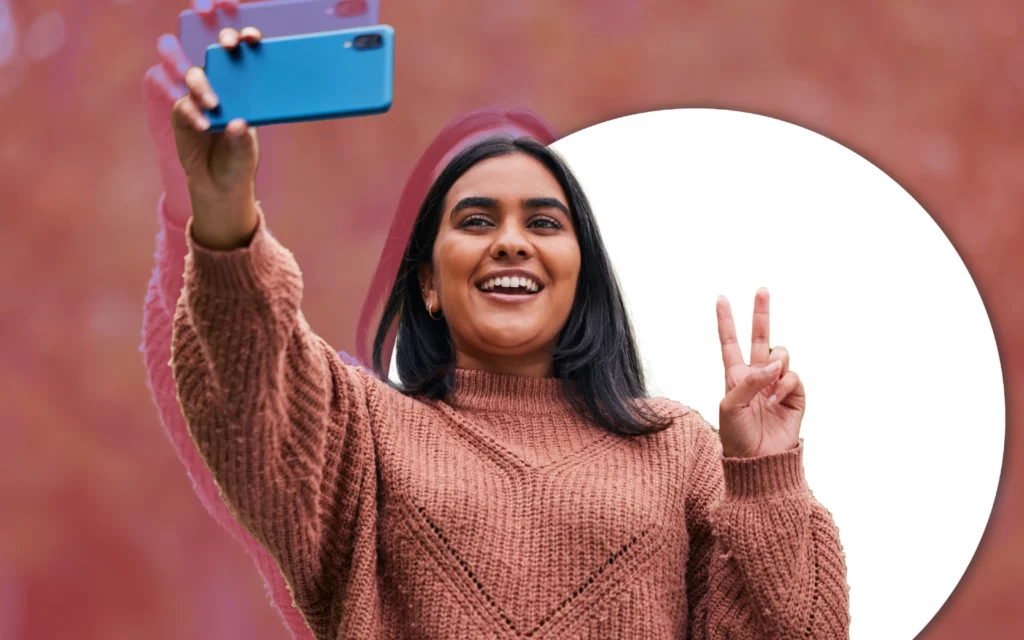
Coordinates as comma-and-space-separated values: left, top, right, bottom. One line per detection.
476, 276, 543, 295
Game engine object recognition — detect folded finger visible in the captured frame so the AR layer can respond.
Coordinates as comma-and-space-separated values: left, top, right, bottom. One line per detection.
766, 346, 789, 380
157, 33, 192, 80
767, 371, 802, 407
184, 66, 219, 110
723, 360, 782, 409
173, 95, 211, 131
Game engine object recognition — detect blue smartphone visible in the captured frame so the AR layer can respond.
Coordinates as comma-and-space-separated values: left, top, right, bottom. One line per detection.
203, 25, 394, 131
178, 0, 380, 67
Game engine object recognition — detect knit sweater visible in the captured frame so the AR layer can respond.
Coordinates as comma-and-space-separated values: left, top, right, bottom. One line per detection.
142, 197, 333, 640
168, 210, 850, 639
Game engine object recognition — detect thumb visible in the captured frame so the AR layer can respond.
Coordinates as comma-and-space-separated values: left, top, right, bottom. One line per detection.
723, 360, 782, 409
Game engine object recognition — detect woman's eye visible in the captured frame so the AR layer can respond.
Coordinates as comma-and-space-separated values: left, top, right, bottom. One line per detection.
459, 215, 493, 228
529, 217, 562, 230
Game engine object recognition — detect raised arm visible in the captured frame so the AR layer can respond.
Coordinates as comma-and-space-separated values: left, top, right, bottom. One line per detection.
684, 288, 850, 636
141, 11, 331, 637
684, 419, 850, 638
141, 196, 324, 640
170, 206, 377, 614
142, 19, 375, 636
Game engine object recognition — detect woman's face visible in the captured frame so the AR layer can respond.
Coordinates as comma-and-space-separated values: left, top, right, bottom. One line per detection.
421, 153, 581, 371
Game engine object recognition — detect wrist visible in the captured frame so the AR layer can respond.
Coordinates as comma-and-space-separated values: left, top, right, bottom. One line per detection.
188, 184, 260, 251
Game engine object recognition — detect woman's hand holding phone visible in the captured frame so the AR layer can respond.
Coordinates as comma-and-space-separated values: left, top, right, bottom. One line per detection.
172, 27, 264, 250
143, 0, 240, 225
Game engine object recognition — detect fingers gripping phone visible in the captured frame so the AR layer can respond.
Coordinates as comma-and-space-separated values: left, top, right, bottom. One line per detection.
178, 0, 380, 67
202, 25, 394, 131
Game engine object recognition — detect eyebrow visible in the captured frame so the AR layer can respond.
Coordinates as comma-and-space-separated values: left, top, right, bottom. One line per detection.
449, 196, 571, 218
450, 196, 499, 216
523, 197, 570, 217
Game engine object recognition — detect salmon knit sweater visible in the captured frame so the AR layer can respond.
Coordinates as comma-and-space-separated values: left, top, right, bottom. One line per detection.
169, 211, 850, 639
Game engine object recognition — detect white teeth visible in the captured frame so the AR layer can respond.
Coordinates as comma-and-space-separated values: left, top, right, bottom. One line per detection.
478, 276, 542, 292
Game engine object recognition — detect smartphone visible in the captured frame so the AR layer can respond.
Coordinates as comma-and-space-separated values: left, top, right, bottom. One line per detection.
178, 0, 380, 67
203, 25, 394, 130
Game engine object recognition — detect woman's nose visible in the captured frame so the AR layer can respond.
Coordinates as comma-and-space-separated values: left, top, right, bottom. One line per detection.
490, 224, 533, 260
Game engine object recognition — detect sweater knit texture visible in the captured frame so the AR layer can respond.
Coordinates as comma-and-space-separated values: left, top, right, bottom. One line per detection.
142, 197, 327, 640
168, 210, 850, 639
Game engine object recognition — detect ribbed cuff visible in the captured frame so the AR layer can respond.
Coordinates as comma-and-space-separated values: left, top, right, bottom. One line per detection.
184, 204, 295, 297
722, 440, 808, 501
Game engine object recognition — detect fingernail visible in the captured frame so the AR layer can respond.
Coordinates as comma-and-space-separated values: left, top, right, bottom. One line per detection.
205, 94, 219, 109
197, 116, 210, 130
177, 63, 190, 77
766, 361, 782, 374
767, 395, 777, 406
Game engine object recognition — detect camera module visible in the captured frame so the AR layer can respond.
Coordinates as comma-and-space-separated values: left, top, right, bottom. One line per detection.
353, 34, 383, 50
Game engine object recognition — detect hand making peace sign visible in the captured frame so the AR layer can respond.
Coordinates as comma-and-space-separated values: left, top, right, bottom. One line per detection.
717, 288, 806, 458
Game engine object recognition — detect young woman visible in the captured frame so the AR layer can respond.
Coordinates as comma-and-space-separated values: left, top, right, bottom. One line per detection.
165, 26, 850, 639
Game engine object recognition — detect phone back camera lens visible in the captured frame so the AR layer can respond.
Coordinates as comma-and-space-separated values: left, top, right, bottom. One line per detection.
353, 34, 383, 50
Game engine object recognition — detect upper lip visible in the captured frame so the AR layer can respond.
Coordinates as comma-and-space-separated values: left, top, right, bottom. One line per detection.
475, 268, 545, 291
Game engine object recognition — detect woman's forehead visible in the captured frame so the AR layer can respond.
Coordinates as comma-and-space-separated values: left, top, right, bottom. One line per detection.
445, 155, 566, 204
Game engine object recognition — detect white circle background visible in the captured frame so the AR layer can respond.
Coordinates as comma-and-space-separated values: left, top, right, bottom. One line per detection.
388, 108, 1006, 639
553, 109, 1005, 640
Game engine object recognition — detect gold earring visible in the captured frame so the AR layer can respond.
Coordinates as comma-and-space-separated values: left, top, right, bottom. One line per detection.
426, 301, 443, 321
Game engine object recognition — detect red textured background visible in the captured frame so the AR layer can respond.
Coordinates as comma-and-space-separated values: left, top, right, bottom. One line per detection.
2, 0, 1022, 638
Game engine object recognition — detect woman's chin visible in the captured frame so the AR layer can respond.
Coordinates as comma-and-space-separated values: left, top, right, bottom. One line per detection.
473, 326, 550, 355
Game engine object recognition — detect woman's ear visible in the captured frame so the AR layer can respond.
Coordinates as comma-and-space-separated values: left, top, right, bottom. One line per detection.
418, 263, 436, 307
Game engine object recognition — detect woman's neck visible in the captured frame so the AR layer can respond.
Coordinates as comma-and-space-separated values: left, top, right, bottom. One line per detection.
455, 349, 554, 378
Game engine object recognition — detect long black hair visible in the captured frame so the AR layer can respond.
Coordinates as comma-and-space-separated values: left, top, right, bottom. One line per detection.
372, 136, 671, 436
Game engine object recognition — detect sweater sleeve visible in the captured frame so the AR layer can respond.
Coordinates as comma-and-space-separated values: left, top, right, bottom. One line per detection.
169, 206, 377, 612
683, 416, 850, 639
141, 195, 322, 640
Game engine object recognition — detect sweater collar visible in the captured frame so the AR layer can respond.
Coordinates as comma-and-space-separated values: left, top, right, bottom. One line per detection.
450, 368, 576, 415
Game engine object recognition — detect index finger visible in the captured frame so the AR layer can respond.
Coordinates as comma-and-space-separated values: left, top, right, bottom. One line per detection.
717, 296, 746, 371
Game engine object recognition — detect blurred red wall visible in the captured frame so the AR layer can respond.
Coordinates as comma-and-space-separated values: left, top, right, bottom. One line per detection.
1, 0, 1022, 638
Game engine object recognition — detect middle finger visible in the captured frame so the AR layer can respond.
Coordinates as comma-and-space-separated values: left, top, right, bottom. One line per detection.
750, 287, 771, 366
